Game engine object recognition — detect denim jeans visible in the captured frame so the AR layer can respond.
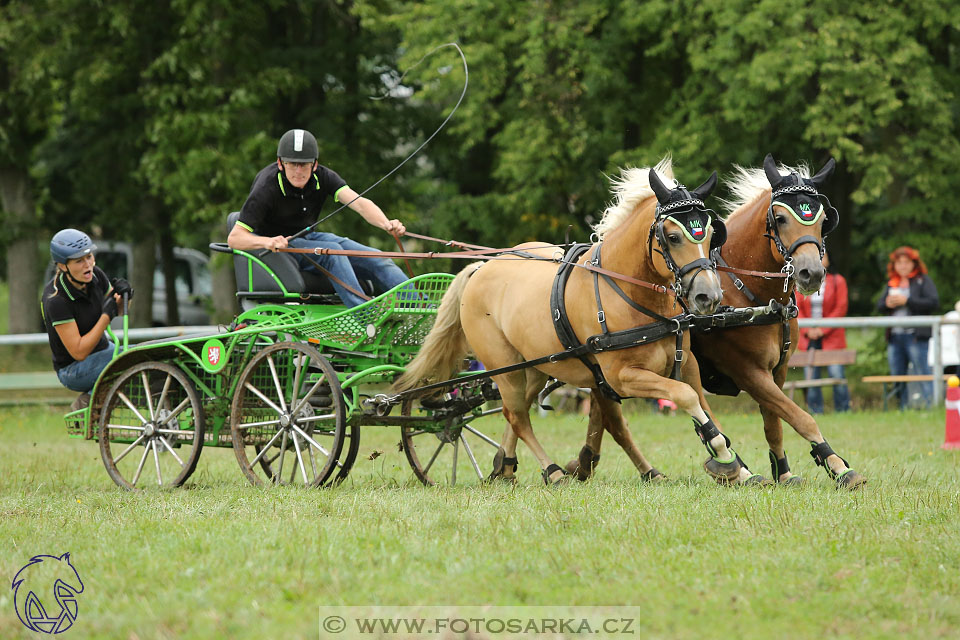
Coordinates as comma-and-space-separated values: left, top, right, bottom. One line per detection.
803, 362, 851, 414
288, 232, 409, 308
887, 332, 932, 408
56, 342, 116, 393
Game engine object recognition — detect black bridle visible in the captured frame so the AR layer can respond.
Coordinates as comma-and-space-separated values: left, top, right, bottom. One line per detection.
647, 195, 725, 302
764, 179, 839, 290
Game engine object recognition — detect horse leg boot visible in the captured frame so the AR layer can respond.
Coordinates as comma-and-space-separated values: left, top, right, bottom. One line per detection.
488, 430, 519, 483
760, 406, 802, 485
565, 391, 605, 480
748, 373, 865, 489
685, 358, 767, 486
617, 368, 740, 481
595, 392, 664, 481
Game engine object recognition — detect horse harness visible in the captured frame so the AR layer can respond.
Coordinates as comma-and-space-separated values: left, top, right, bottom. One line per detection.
549, 242, 689, 402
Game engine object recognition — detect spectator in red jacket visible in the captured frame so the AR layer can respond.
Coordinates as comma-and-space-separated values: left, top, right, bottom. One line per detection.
796, 251, 850, 413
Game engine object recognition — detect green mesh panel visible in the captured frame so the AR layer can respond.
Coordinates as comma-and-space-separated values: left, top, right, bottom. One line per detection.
297, 273, 453, 349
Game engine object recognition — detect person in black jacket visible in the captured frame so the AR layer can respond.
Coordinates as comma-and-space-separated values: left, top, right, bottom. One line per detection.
877, 245, 939, 408
41, 229, 133, 410
227, 128, 409, 308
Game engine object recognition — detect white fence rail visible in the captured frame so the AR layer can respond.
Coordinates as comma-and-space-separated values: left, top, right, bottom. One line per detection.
2, 318, 958, 403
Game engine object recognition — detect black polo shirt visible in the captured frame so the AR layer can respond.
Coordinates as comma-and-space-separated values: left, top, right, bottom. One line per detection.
237, 163, 348, 238
41, 266, 112, 371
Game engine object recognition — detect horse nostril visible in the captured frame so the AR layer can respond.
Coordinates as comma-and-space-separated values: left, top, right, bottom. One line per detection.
695, 293, 710, 309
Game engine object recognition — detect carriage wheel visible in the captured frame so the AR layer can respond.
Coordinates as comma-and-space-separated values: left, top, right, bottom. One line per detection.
399, 397, 502, 486
231, 342, 346, 487
98, 362, 205, 490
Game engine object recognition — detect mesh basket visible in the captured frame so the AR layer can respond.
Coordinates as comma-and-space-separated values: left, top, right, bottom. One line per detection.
64, 409, 88, 439
298, 273, 454, 349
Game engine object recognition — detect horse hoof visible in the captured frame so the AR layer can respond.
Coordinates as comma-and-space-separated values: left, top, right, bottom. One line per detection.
542, 464, 569, 486
485, 474, 518, 485
564, 458, 591, 482
640, 467, 667, 483
740, 474, 773, 487
836, 470, 866, 491
778, 475, 805, 486
703, 456, 741, 482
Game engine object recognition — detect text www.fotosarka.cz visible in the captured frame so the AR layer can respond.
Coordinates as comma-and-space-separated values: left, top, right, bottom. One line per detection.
318, 606, 642, 638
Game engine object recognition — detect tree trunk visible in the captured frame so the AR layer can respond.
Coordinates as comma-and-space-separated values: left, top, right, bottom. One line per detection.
129, 199, 157, 328
157, 208, 180, 326
0, 167, 41, 333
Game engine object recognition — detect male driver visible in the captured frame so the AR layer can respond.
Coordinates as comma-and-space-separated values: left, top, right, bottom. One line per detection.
227, 128, 409, 307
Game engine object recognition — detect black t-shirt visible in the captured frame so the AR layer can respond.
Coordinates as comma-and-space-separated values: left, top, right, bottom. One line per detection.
237, 163, 348, 237
41, 266, 112, 371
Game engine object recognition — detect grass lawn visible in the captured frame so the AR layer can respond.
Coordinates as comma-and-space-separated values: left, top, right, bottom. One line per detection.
1, 403, 958, 639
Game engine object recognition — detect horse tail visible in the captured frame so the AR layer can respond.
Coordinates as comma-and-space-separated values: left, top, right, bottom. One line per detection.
393, 262, 482, 393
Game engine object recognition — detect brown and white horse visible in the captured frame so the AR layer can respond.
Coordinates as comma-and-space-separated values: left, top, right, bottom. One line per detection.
394, 159, 745, 484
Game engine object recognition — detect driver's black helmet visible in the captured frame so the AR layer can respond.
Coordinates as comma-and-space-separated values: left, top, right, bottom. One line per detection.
277, 129, 318, 163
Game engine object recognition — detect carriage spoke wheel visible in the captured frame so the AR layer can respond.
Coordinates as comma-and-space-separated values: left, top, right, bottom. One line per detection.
400, 398, 502, 486
231, 342, 346, 487
99, 362, 205, 490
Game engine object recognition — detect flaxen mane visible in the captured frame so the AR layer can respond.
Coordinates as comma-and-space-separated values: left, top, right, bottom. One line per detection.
720, 161, 811, 219
593, 156, 674, 239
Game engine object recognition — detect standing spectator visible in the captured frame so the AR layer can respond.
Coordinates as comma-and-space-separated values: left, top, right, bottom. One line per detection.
796, 250, 850, 413
877, 246, 940, 409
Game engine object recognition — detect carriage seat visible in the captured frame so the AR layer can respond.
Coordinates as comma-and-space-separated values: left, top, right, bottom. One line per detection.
213, 212, 373, 308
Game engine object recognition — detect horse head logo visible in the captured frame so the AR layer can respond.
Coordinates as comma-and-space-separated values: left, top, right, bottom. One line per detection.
11, 553, 84, 634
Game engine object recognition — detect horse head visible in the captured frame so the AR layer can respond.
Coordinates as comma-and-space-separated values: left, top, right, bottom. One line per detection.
648, 168, 725, 314
763, 153, 839, 295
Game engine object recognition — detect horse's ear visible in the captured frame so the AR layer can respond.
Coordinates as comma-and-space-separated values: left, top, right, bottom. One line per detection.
808, 157, 836, 189
691, 171, 718, 200
763, 153, 783, 187
648, 168, 672, 203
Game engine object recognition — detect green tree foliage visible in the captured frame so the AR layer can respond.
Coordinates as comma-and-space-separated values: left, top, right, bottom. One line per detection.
1, 0, 957, 321
367, 0, 960, 312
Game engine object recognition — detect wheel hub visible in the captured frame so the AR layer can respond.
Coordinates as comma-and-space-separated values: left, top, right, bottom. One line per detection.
279, 414, 291, 428
143, 423, 157, 438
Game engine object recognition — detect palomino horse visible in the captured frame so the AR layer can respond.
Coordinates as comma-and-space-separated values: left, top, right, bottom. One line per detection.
569, 154, 864, 488
395, 159, 746, 485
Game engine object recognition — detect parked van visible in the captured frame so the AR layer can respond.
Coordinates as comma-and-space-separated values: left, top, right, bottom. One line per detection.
43, 241, 212, 326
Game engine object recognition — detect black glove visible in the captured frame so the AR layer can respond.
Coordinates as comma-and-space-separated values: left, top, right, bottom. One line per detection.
111, 277, 134, 300
102, 294, 119, 320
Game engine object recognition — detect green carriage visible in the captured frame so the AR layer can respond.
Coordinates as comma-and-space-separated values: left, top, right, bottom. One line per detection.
63, 236, 502, 490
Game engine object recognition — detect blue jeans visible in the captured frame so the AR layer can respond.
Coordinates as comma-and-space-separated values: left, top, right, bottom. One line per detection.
803, 362, 851, 414
887, 332, 932, 408
56, 342, 116, 393
288, 232, 409, 308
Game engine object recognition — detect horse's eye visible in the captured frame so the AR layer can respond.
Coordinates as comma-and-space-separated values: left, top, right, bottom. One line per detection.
776, 215, 788, 226
667, 233, 682, 244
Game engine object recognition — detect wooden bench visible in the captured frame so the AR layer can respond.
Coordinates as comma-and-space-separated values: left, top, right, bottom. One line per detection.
782, 349, 856, 402
861, 374, 954, 411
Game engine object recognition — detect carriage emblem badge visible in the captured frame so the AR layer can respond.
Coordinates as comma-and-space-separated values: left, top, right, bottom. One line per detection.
12, 553, 84, 634
202, 338, 227, 373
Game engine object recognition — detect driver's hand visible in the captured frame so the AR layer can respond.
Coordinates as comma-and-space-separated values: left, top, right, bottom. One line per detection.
265, 235, 288, 252
384, 219, 406, 236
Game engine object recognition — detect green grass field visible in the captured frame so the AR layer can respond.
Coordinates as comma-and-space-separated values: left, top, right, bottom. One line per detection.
1, 403, 958, 639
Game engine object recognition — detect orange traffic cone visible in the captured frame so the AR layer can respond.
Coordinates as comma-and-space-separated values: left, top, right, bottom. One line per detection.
944, 376, 960, 450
